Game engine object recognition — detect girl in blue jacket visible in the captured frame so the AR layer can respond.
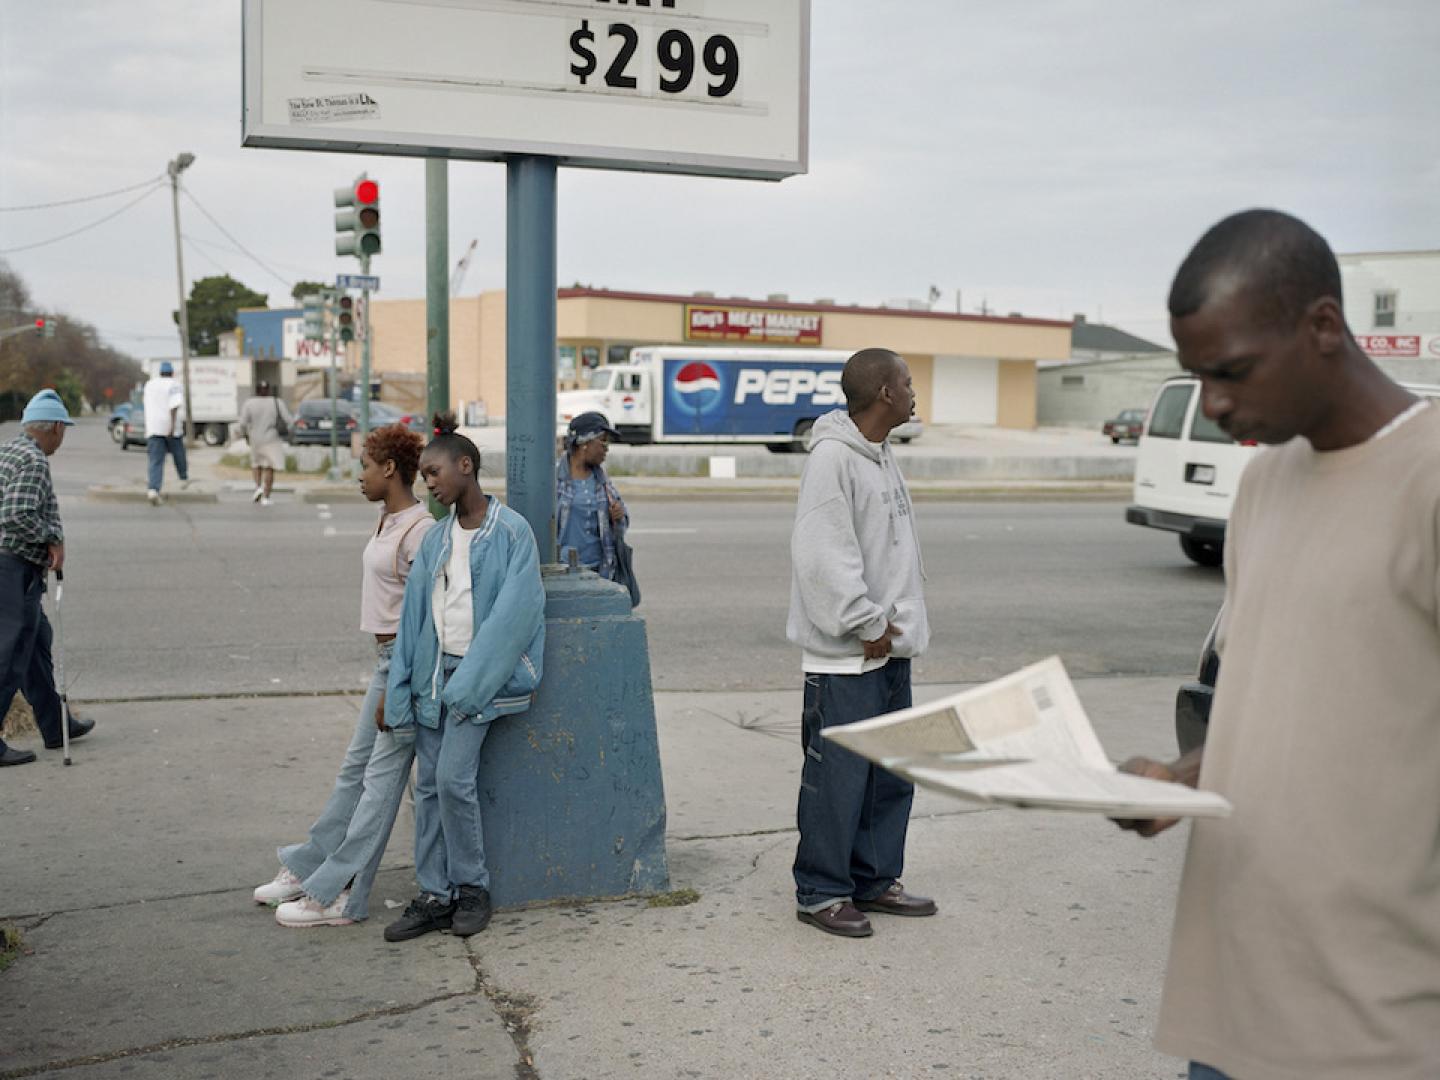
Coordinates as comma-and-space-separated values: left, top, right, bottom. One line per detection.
382, 414, 545, 942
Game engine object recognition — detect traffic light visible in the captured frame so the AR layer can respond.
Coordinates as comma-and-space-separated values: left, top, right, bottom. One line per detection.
337, 295, 355, 343
34, 317, 55, 339
334, 175, 381, 258
301, 294, 325, 342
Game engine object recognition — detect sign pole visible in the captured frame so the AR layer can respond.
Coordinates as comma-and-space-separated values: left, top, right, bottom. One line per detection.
425, 159, 450, 432
506, 155, 558, 564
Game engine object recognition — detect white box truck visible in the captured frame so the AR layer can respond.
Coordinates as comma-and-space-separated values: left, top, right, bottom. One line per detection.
556, 346, 921, 451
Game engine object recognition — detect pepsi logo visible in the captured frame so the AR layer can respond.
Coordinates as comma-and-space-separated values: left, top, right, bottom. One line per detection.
671, 361, 724, 416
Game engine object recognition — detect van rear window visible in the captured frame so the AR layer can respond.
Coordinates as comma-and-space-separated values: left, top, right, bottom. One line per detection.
1147, 383, 1194, 439
1190, 407, 1235, 445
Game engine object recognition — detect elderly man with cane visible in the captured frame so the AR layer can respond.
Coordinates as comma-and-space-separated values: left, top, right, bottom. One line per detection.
0, 389, 94, 766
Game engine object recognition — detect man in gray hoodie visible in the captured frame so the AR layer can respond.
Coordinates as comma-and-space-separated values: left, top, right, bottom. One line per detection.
787, 348, 936, 938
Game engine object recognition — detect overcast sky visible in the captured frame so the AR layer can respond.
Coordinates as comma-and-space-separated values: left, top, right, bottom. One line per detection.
2, 1, 1437, 358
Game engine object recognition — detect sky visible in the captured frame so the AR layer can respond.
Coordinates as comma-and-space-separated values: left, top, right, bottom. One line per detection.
2, 1, 1437, 359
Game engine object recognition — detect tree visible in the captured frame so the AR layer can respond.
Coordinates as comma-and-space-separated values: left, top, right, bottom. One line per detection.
291, 280, 329, 304
175, 275, 267, 356
0, 260, 145, 420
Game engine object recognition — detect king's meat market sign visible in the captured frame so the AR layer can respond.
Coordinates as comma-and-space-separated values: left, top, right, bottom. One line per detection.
686, 304, 823, 346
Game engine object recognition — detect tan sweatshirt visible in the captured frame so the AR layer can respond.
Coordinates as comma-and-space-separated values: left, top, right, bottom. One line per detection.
1156, 404, 1440, 1079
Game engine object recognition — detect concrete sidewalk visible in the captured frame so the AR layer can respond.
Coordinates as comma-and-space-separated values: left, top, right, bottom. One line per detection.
1, 677, 1189, 1079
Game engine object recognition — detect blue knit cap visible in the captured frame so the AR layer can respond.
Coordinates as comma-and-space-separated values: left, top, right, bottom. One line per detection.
21, 388, 75, 426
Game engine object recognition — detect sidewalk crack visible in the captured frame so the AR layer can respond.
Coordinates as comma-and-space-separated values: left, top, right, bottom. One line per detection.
0, 990, 480, 1080
469, 952, 541, 1080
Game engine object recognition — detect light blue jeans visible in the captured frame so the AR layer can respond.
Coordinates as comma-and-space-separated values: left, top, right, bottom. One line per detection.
279, 643, 414, 920
413, 655, 495, 899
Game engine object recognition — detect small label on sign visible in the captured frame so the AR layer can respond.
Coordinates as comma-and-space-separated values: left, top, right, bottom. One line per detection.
288, 93, 379, 124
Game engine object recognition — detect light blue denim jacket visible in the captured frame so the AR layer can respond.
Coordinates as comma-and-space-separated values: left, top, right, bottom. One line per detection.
385, 498, 545, 730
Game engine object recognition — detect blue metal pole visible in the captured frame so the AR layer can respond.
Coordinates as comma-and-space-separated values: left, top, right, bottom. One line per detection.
505, 156, 558, 563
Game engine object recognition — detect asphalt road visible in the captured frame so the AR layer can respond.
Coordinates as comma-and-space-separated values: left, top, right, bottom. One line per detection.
26, 418, 1224, 700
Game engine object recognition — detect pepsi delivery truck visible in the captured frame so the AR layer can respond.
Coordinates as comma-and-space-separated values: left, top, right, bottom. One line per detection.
556, 347, 918, 451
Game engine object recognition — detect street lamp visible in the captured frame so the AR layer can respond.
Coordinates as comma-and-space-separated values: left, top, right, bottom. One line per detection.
168, 153, 196, 443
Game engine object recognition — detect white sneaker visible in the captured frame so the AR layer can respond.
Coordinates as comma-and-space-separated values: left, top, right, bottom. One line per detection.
251, 486, 264, 503
260, 496, 273, 507
146, 489, 161, 505
253, 867, 304, 906
275, 891, 355, 928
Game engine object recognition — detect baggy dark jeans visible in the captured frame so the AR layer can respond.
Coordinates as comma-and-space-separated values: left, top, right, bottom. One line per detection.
146, 435, 187, 492
793, 659, 915, 912
0, 553, 64, 752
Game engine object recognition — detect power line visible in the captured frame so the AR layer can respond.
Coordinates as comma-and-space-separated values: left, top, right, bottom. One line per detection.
0, 181, 166, 255
180, 185, 294, 292
183, 231, 319, 279
0, 173, 167, 212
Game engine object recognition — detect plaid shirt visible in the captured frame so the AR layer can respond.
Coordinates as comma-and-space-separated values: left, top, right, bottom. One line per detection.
0, 432, 63, 567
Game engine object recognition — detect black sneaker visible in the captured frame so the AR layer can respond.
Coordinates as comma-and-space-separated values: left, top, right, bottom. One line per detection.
451, 885, 492, 937
383, 894, 455, 942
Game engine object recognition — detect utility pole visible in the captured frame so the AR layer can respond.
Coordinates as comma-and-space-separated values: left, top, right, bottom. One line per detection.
360, 253, 372, 436
167, 153, 196, 443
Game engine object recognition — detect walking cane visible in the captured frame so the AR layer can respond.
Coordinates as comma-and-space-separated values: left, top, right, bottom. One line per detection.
55, 568, 72, 766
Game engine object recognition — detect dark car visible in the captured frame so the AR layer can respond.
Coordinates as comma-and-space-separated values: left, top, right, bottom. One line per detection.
1103, 408, 1146, 444
289, 400, 358, 445
1175, 609, 1221, 755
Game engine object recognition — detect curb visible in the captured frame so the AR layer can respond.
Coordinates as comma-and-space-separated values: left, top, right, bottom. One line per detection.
86, 485, 219, 504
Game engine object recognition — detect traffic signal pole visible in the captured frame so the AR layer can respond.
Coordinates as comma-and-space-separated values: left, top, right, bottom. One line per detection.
327, 290, 340, 477
360, 253, 372, 437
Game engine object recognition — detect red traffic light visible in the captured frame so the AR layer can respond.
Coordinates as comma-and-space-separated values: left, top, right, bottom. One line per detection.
34, 318, 44, 330
355, 179, 379, 205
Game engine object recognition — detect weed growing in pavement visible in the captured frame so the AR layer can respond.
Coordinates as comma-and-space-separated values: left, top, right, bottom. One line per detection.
646, 888, 701, 908
0, 925, 25, 972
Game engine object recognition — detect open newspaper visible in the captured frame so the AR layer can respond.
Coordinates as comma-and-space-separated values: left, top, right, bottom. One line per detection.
823, 656, 1230, 818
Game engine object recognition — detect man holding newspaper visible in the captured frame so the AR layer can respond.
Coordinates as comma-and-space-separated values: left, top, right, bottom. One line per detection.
1119, 210, 1440, 1080
786, 347, 937, 938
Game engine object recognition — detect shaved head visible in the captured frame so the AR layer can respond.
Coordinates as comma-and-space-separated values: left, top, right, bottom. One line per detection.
841, 348, 903, 413
1168, 209, 1341, 334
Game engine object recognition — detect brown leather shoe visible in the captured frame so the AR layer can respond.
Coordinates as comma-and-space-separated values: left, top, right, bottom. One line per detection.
855, 882, 937, 917
796, 900, 873, 938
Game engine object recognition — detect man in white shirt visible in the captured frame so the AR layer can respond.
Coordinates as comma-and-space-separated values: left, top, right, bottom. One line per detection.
141, 361, 188, 505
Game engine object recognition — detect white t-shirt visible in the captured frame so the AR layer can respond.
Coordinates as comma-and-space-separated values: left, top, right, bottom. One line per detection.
143, 376, 184, 437
432, 518, 479, 658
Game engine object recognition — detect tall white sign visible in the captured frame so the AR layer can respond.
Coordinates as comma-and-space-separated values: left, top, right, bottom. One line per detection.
242, 0, 809, 180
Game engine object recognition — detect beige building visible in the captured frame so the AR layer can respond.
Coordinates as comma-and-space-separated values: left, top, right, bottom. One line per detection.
364, 288, 1072, 429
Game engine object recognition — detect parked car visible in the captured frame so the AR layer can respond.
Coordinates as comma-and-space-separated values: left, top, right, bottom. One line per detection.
1175, 608, 1221, 755
368, 401, 428, 437
107, 401, 135, 444
289, 400, 357, 445
1102, 408, 1145, 444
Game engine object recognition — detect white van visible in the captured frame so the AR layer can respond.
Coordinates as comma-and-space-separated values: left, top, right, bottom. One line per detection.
1129, 376, 1440, 566
1127, 376, 1256, 566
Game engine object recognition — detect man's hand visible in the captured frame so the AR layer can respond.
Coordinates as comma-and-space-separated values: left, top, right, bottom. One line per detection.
374, 691, 389, 732
608, 501, 624, 524
862, 621, 900, 661
1112, 745, 1205, 837
47, 543, 64, 573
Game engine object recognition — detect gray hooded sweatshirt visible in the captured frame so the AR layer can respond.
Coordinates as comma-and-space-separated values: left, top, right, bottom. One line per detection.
787, 409, 929, 671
